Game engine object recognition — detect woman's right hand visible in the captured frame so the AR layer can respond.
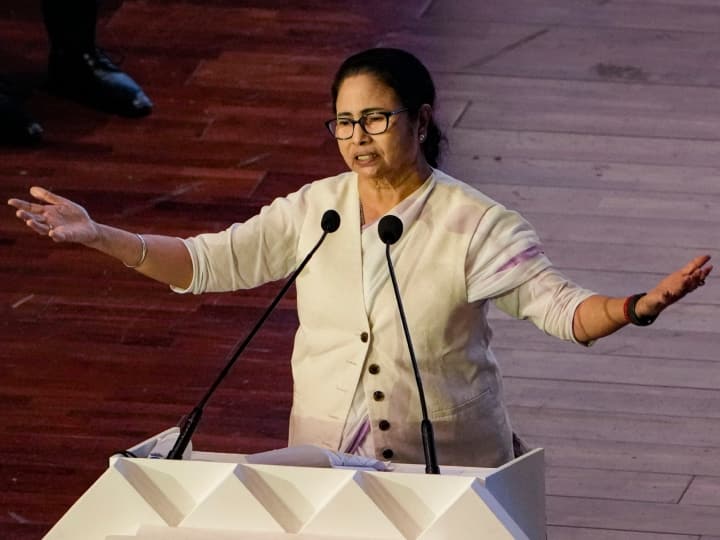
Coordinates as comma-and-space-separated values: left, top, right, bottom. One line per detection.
8, 186, 194, 288
7, 186, 101, 246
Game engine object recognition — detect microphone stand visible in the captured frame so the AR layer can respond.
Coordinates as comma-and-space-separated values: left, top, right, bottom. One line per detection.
380, 216, 440, 474
166, 210, 340, 459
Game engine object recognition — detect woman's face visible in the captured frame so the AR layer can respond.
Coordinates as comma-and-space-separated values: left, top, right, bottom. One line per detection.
334, 73, 426, 183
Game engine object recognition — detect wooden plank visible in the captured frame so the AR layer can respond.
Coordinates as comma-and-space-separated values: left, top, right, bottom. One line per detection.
547, 527, 698, 540
388, 21, 720, 87
437, 74, 720, 141
446, 127, 720, 168
453, 183, 720, 223
3, 161, 267, 198
533, 436, 720, 477
441, 156, 720, 195
109, 0, 429, 51
546, 466, 691, 504
680, 476, 720, 507
546, 496, 720, 535
511, 211, 716, 253
425, 0, 720, 33
498, 348, 720, 388
510, 406, 720, 447
490, 319, 720, 363
470, 24, 720, 86
380, 22, 547, 74
504, 379, 720, 419
190, 51, 345, 90
531, 240, 716, 274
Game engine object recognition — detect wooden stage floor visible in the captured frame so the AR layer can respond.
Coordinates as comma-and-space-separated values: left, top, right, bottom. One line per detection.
1, 1, 719, 538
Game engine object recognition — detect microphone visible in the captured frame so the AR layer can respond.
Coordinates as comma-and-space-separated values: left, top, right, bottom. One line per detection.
378, 215, 440, 474
166, 209, 341, 459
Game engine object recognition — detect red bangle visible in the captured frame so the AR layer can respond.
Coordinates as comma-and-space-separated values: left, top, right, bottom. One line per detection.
623, 296, 632, 323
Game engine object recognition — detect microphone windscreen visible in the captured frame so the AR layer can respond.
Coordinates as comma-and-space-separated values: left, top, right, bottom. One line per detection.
378, 215, 403, 245
321, 210, 341, 233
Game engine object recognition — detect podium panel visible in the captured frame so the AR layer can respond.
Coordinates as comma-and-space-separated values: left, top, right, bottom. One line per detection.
44, 446, 545, 539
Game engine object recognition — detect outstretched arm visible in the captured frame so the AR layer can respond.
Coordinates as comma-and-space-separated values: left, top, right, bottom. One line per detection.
573, 254, 712, 342
8, 186, 193, 290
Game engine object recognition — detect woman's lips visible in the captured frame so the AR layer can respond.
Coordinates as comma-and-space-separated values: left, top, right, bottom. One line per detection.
355, 153, 378, 163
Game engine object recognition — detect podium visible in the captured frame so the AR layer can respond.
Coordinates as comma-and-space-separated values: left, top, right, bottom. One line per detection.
44, 434, 546, 539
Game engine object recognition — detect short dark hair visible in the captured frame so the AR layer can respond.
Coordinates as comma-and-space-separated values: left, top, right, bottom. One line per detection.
331, 47, 445, 167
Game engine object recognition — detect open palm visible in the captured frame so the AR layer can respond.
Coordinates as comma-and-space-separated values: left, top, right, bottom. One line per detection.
8, 186, 100, 245
642, 254, 713, 316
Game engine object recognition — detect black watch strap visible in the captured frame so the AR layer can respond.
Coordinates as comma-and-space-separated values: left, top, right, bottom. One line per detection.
625, 293, 656, 326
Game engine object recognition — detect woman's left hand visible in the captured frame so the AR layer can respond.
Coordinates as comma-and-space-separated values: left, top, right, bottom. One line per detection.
637, 254, 713, 317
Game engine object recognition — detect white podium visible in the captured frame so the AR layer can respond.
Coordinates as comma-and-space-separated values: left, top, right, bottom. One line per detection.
44, 436, 546, 539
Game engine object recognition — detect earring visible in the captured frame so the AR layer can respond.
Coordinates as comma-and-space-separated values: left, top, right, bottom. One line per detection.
419, 133, 426, 142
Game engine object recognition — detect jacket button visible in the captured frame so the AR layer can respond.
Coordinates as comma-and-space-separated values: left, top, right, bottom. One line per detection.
360, 332, 369, 342
382, 448, 394, 459
379, 419, 390, 431
368, 364, 380, 375
373, 390, 385, 401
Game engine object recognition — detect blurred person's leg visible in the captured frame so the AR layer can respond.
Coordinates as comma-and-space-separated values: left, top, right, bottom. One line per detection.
0, 79, 43, 144
43, 0, 153, 117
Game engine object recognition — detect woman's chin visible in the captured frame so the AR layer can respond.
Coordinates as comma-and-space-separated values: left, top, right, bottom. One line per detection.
354, 165, 383, 181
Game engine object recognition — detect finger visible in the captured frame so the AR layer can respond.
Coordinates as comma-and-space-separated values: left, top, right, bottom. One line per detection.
7, 198, 34, 211
689, 265, 710, 279
697, 265, 713, 285
9, 197, 52, 215
24, 216, 52, 236
29, 186, 72, 206
48, 228, 67, 242
680, 254, 712, 275
682, 266, 712, 289
695, 254, 712, 269
15, 209, 54, 230
15, 209, 42, 223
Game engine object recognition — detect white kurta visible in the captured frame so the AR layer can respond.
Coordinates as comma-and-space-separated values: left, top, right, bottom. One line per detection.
174, 169, 594, 467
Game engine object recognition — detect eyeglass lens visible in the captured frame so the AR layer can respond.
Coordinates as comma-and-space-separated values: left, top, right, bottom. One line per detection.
332, 112, 390, 139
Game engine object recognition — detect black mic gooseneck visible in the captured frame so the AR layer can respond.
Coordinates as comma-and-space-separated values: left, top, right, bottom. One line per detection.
166, 209, 341, 459
378, 215, 440, 474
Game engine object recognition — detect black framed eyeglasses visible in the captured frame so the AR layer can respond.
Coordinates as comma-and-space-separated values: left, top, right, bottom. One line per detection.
325, 108, 408, 140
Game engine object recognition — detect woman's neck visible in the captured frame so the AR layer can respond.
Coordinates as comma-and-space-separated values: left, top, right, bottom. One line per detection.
358, 164, 433, 224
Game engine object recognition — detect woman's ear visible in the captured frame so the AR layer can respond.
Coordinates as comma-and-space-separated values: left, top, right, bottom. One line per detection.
418, 103, 433, 140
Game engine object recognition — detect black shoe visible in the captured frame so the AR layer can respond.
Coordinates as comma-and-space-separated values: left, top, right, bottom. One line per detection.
47, 48, 153, 117
0, 90, 44, 145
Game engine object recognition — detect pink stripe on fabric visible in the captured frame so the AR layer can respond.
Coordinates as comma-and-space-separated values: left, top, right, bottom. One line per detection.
496, 245, 543, 273
345, 417, 371, 454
